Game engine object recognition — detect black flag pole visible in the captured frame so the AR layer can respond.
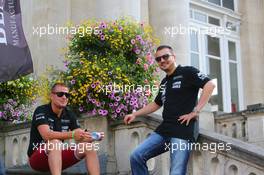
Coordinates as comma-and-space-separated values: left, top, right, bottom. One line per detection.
0, 0, 33, 83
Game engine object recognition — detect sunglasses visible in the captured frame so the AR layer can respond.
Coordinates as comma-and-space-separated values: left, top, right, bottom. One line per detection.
53, 92, 71, 98
155, 54, 173, 62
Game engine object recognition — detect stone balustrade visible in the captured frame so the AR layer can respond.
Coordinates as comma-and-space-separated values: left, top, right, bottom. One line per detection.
215, 104, 264, 147
0, 113, 263, 175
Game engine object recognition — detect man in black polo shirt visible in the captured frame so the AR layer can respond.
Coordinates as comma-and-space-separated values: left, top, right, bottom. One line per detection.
27, 83, 104, 175
124, 45, 215, 175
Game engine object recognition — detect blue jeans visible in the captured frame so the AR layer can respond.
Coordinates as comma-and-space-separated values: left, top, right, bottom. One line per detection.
130, 132, 191, 175
0, 158, 5, 175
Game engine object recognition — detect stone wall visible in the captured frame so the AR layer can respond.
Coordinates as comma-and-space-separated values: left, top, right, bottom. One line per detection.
0, 114, 263, 175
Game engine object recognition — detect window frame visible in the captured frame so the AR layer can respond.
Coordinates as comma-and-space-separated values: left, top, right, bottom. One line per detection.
189, 8, 243, 112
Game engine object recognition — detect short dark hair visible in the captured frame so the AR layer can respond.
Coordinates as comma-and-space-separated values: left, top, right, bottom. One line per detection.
156, 45, 174, 53
51, 82, 68, 92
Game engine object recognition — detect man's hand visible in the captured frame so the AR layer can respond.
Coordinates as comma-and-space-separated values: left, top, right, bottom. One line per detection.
178, 111, 198, 126
124, 114, 136, 125
74, 129, 93, 142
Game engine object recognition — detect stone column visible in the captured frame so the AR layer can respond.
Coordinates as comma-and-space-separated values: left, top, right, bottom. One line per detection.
239, 0, 264, 107
95, 0, 141, 21
149, 0, 190, 65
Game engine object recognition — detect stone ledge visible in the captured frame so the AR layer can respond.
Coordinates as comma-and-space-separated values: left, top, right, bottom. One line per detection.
199, 128, 264, 168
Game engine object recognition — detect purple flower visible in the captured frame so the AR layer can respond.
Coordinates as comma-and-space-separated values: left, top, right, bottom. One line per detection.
91, 84, 96, 88
118, 26, 123, 31
102, 110, 108, 116
71, 79, 76, 85
98, 109, 104, 115
114, 102, 118, 106
109, 103, 113, 107
135, 49, 140, 54
0, 111, 3, 118
92, 109, 97, 115
140, 40, 145, 45
115, 96, 121, 101
119, 104, 125, 109
79, 107, 84, 112
116, 108, 121, 113
100, 35, 105, 41
136, 35, 142, 41
120, 112, 125, 117
92, 99, 96, 104
100, 22, 107, 29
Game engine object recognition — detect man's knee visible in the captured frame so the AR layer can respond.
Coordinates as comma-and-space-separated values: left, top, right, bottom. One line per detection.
130, 149, 143, 163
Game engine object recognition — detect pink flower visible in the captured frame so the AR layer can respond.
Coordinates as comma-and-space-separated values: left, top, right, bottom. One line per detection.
143, 64, 149, 71
131, 39, 136, 45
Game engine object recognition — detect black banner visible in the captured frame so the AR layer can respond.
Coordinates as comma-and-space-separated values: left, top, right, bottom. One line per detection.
0, 0, 33, 82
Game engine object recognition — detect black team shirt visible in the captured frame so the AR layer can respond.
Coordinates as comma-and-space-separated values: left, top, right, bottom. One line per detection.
154, 65, 211, 141
27, 103, 80, 157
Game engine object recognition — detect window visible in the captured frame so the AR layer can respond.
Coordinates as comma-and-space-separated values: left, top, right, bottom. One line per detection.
228, 41, 239, 112
208, 16, 220, 26
206, 35, 223, 111
194, 11, 207, 22
191, 10, 221, 27
208, 0, 221, 6
206, 0, 235, 11
190, 31, 200, 69
223, 0, 234, 10
189, 6, 241, 112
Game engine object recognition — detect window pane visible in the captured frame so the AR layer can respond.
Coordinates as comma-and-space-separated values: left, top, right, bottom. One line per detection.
228, 41, 236, 61
191, 53, 199, 69
194, 11, 207, 23
207, 57, 223, 111
223, 0, 234, 10
207, 35, 220, 57
190, 32, 198, 52
229, 62, 239, 112
208, 16, 220, 26
208, 0, 221, 5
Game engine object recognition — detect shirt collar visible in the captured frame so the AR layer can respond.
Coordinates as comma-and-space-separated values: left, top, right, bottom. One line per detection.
166, 65, 181, 79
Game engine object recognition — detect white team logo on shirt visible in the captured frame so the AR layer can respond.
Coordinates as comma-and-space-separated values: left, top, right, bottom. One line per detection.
197, 72, 207, 80
172, 81, 181, 89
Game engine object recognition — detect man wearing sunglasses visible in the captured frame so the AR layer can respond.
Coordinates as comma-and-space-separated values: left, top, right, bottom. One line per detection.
124, 45, 215, 175
27, 83, 103, 175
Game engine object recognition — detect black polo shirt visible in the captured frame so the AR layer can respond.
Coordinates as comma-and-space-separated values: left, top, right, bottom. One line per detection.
27, 103, 80, 157
154, 65, 210, 141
